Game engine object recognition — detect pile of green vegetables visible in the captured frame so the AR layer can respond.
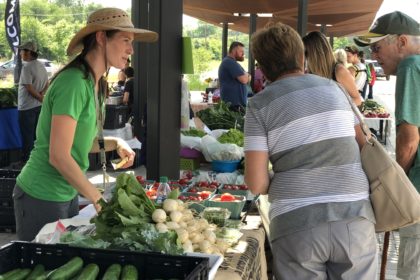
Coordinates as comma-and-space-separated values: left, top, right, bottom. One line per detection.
197, 101, 245, 131
181, 127, 206, 137
62, 173, 183, 255
218, 128, 244, 147
0, 87, 17, 108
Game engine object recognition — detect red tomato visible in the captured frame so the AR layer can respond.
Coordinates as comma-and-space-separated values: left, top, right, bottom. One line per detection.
220, 193, 235, 202
136, 175, 144, 183
198, 181, 209, 187
223, 184, 231, 190
239, 184, 249, 190
179, 178, 190, 185
178, 195, 186, 201
231, 185, 239, 190
199, 191, 212, 200
189, 187, 198, 193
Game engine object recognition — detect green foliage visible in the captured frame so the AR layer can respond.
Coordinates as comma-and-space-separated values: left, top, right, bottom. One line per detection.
196, 101, 245, 131
333, 37, 352, 50
0, 87, 17, 108
181, 127, 207, 137
218, 128, 244, 147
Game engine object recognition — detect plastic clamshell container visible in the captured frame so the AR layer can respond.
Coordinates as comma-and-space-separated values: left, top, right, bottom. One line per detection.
211, 160, 241, 173
217, 184, 249, 197
205, 194, 246, 219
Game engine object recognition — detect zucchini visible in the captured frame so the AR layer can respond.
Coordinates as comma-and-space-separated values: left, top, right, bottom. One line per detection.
27, 264, 45, 280
121, 265, 138, 280
48, 257, 83, 280
101, 264, 121, 280
76, 264, 99, 280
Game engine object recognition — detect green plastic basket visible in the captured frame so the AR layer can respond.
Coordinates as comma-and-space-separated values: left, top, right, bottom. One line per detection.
205, 194, 246, 219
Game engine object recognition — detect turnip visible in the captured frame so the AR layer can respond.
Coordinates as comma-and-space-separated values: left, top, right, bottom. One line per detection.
152, 209, 167, 223
169, 211, 183, 223
163, 199, 178, 213
176, 228, 189, 243
155, 223, 168, 233
166, 221, 180, 230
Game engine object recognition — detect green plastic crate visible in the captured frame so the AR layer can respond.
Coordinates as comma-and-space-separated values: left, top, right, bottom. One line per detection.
180, 157, 200, 171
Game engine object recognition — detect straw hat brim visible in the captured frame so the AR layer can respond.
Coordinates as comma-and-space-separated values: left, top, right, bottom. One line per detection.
66, 23, 158, 56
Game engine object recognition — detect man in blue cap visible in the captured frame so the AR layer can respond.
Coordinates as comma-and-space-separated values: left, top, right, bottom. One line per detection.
355, 11, 420, 280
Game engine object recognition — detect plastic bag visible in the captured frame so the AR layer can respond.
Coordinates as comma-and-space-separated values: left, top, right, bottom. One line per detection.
200, 135, 243, 161
181, 134, 202, 150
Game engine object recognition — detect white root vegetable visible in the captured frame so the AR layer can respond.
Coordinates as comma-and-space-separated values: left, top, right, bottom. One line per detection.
163, 199, 178, 213
165, 221, 180, 230
183, 242, 194, 253
152, 209, 167, 223
169, 211, 183, 223
155, 223, 168, 233
199, 240, 211, 252
191, 233, 204, 244
203, 229, 216, 243
179, 221, 187, 228
176, 228, 189, 243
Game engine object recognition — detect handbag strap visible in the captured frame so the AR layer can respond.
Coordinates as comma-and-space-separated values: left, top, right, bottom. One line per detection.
336, 83, 373, 142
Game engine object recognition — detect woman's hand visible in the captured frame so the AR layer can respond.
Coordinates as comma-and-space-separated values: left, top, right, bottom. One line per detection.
116, 139, 136, 168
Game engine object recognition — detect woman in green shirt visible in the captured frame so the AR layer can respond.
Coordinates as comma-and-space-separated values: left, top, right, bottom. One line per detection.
13, 7, 158, 241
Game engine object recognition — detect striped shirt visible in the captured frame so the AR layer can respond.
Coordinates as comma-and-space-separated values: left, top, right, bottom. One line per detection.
244, 74, 370, 223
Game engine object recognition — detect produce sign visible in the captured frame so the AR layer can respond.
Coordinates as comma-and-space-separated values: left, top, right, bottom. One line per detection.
196, 101, 245, 131
361, 100, 390, 118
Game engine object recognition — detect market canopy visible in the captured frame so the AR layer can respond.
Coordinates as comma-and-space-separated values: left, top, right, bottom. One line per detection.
183, 0, 384, 37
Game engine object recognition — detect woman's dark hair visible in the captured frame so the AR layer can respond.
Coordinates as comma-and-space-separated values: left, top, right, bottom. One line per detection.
51, 30, 119, 83
124, 66, 134, 78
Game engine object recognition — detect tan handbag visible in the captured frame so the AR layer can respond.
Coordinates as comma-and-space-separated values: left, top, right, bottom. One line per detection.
340, 86, 420, 232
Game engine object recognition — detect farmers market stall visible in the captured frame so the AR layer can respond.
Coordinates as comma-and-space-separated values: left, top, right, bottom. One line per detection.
1, 172, 269, 280
361, 100, 392, 145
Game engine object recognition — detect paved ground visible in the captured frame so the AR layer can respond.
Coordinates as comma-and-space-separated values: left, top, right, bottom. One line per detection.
0, 77, 405, 279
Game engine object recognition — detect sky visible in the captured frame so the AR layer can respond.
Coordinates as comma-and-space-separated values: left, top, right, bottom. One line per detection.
84, 0, 419, 28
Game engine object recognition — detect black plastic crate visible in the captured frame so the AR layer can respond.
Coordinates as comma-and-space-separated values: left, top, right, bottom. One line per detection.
0, 242, 209, 280
0, 207, 15, 232
104, 105, 129, 129
0, 150, 9, 168
0, 169, 20, 198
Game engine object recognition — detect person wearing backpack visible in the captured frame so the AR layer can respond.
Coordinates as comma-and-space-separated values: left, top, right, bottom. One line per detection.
366, 62, 376, 99
345, 45, 368, 99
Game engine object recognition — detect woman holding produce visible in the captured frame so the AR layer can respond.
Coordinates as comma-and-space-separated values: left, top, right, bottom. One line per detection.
302, 31, 362, 107
13, 7, 158, 241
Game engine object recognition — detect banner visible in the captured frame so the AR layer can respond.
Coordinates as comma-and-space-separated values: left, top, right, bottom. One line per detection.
4, 0, 20, 56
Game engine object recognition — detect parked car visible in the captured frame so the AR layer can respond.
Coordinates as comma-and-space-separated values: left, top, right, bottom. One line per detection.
0, 58, 58, 79
365, 59, 390, 81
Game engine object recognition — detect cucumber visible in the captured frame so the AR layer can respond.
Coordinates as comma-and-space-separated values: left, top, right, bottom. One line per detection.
121, 265, 138, 280
5, 268, 31, 280
76, 264, 99, 280
48, 257, 83, 280
27, 264, 45, 280
101, 264, 121, 280
0, 268, 22, 280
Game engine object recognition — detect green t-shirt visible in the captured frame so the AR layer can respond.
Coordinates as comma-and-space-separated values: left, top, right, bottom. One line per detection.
395, 55, 420, 192
17, 67, 97, 202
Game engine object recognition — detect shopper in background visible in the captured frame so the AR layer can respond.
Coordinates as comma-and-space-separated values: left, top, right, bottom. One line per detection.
334, 48, 349, 67
218, 41, 250, 112
122, 66, 134, 119
355, 11, 420, 280
13, 7, 158, 241
245, 22, 377, 279
366, 61, 376, 99
17, 41, 49, 163
303, 31, 362, 106
345, 45, 368, 99
117, 57, 130, 88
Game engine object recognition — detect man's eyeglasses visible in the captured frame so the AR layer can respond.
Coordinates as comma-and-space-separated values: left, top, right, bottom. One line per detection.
370, 44, 381, 54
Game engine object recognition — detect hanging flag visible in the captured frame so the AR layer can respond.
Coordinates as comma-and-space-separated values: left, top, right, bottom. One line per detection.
4, 0, 21, 56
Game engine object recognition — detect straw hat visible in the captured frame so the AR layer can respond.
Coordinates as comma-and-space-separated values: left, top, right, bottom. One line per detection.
67, 7, 158, 56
